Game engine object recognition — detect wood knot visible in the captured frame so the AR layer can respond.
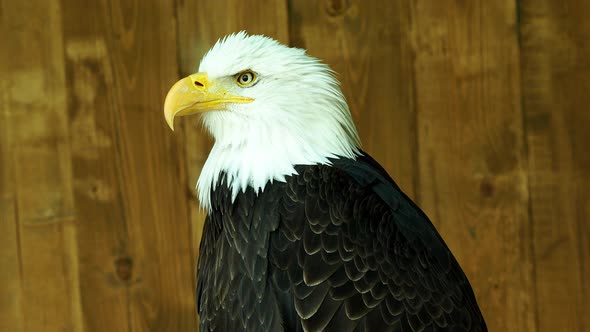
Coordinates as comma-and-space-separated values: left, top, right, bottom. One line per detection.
325, 0, 349, 16
480, 180, 495, 198
115, 257, 133, 282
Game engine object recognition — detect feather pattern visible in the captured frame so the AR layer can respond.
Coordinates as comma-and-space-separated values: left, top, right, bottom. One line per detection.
196, 152, 487, 331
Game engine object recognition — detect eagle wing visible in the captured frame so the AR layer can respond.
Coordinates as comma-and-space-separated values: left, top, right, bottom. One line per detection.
269, 152, 487, 331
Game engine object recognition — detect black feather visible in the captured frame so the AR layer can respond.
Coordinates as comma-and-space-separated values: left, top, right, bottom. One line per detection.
195, 152, 487, 331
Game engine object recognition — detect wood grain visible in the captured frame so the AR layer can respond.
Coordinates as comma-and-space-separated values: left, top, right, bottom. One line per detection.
0, 1, 82, 331
520, 0, 590, 331
61, 0, 133, 330
61, 0, 197, 330
288, 0, 419, 197
91, 1, 195, 331
1, 0, 589, 331
411, 1, 535, 331
0, 65, 23, 332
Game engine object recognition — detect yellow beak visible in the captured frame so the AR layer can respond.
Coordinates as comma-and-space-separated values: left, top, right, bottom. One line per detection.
163, 72, 254, 130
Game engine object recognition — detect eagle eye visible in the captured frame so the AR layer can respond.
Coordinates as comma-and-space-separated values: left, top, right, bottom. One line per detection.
236, 71, 256, 87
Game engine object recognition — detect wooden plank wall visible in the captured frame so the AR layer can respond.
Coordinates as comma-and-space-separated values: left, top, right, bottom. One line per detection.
0, 0, 588, 331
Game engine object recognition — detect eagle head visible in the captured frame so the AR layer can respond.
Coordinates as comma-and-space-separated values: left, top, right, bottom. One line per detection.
164, 32, 360, 209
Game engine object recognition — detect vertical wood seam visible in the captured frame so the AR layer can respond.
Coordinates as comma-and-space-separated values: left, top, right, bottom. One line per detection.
11, 128, 26, 328
407, 0, 421, 204
575, 181, 588, 332
172, 0, 184, 80
56, 7, 84, 326
102, 0, 131, 239
13, 196, 25, 332
285, 0, 293, 46
102, 2, 132, 331
514, 0, 539, 330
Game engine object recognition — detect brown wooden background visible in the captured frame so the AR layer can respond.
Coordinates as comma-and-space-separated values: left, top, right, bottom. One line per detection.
1, 0, 588, 331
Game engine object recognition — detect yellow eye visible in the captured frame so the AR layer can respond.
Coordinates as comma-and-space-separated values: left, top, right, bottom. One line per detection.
236, 71, 256, 87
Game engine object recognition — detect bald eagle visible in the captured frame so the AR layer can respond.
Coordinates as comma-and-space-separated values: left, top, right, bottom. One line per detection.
164, 32, 487, 332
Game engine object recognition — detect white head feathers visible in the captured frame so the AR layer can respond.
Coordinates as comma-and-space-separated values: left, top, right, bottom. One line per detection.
196, 32, 360, 210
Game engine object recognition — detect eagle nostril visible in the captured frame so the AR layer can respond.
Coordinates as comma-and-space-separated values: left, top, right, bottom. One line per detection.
194, 81, 204, 87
